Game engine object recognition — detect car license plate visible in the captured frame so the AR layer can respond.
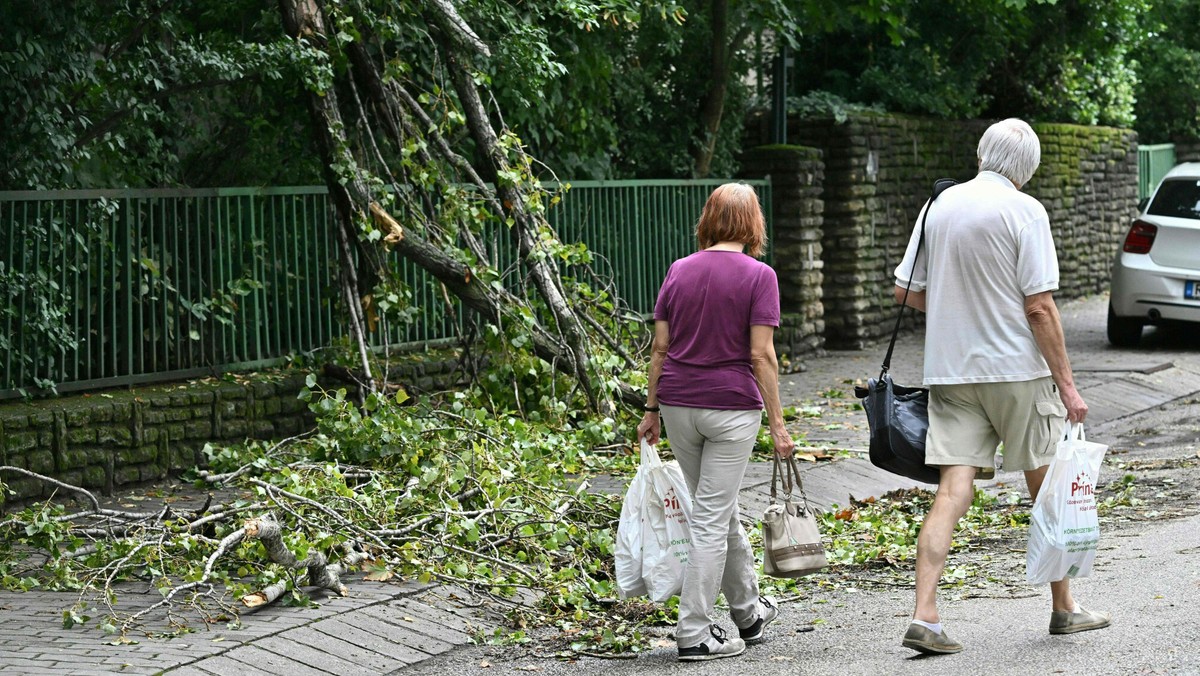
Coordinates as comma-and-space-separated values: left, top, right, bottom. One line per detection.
1188, 281, 1200, 300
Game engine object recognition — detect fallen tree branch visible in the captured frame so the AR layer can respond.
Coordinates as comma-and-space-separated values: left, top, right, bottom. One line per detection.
246, 478, 387, 548
241, 517, 372, 608
120, 525, 246, 634
0, 466, 101, 512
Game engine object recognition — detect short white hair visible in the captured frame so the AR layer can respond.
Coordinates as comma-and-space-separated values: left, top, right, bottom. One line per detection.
977, 118, 1041, 187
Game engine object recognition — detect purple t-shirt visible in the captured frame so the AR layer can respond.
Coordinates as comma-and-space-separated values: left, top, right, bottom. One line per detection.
653, 250, 780, 410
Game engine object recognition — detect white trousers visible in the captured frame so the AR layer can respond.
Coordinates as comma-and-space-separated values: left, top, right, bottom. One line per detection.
661, 405, 761, 648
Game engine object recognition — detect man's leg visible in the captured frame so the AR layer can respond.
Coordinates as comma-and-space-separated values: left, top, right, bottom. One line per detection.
913, 464, 978, 622
1024, 465, 1075, 612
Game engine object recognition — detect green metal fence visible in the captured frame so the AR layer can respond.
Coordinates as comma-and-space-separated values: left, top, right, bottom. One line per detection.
546, 180, 772, 313
2, 188, 338, 396
1138, 144, 1177, 201
0, 179, 770, 398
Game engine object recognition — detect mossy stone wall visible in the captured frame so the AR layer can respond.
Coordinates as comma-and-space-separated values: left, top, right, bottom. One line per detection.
739, 145, 826, 365
0, 359, 462, 505
786, 114, 1138, 348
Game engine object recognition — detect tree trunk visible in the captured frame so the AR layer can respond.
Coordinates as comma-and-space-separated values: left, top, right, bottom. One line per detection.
278, 0, 376, 392
278, 0, 622, 414
440, 49, 609, 414
692, 0, 730, 178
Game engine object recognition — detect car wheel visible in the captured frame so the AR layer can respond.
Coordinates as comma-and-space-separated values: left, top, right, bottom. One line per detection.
1107, 303, 1143, 347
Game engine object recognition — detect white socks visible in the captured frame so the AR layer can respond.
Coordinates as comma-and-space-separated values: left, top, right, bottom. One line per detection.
911, 619, 943, 635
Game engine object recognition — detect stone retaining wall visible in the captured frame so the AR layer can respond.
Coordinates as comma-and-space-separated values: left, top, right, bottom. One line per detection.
784, 115, 1138, 348
0, 358, 463, 505
1174, 139, 1200, 163
739, 145, 826, 365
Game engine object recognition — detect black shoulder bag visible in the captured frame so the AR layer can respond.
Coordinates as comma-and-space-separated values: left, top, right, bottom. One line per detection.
853, 178, 957, 485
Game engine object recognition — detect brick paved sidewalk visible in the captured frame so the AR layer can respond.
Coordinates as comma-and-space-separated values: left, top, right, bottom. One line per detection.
0, 580, 502, 675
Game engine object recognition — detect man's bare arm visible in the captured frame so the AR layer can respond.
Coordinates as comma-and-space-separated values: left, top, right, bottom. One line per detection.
1025, 291, 1087, 423
894, 285, 927, 312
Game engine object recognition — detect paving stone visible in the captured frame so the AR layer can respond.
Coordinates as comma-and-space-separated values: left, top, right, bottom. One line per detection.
410, 585, 511, 627
338, 608, 455, 656
218, 645, 333, 676
186, 654, 277, 676
254, 634, 367, 675
0, 667, 68, 676
279, 625, 398, 674
158, 667, 214, 676
0, 658, 67, 671
388, 597, 492, 635
98, 654, 181, 670
309, 618, 427, 666
364, 603, 472, 644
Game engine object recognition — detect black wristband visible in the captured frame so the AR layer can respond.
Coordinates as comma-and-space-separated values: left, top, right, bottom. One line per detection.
644, 405, 660, 413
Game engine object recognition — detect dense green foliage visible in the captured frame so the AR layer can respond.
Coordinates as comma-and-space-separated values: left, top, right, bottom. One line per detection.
1133, 0, 1200, 141
3, 0, 1197, 190
0, 1, 319, 189
789, 0, 1151, 128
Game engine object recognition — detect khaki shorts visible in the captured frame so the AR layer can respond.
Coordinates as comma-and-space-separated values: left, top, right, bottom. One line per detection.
926, 377, 1066, 473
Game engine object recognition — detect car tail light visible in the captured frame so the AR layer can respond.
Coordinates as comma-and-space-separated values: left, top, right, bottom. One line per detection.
1122, 220, 1158, 254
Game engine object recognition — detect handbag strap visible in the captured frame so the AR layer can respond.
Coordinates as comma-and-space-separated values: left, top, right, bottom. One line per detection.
770, 453, 784, 500
770, 454, 814, 513
880, 178, 957, 381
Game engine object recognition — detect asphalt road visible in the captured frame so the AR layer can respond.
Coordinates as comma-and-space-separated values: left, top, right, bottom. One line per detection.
402, 510, 1200, 676
402, 294, 1200, 676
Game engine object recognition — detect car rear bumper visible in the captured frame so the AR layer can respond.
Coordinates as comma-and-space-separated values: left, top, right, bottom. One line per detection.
1110, 253, 1200, 323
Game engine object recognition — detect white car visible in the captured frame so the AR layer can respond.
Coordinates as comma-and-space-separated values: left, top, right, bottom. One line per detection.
1108, 162, 1200, 346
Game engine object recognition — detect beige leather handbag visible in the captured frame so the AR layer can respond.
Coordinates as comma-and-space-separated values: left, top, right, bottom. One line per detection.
762, 454, 828, 578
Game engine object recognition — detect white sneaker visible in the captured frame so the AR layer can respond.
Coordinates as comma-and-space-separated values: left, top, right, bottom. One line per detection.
739, 595, 780, 645
677, 625, 746, 662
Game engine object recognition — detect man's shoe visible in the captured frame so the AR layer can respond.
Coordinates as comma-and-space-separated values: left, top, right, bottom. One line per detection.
678, 625, 746, 662
1050, 606, 1111, 635
739, 595, 780, 645
902, 623, 963, 655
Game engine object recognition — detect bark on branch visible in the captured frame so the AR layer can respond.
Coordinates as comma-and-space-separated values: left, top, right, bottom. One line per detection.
241, 516, 364, 606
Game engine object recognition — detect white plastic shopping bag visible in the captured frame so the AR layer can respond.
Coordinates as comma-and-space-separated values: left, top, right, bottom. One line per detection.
614, 448, 648, 599
615, 440, 693, 601
1026, 422, 1107, 585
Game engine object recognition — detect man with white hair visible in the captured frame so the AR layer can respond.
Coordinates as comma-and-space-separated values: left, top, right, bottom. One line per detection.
892, 118, 1111, 654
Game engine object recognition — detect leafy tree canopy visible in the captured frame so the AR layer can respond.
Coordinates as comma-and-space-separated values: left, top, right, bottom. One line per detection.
0, 0, 322, 189
1133, 0, 1200, 141
789, 0, 1151, 128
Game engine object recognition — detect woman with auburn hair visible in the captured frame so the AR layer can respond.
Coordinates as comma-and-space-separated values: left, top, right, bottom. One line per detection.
637, 182, 794, 662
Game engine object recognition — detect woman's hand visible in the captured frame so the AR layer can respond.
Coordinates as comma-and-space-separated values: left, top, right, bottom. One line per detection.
636, 412, 661, 445
770, 425, 795, 458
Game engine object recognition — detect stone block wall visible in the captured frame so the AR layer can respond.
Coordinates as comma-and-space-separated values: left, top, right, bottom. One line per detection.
0, 376, 312, 505
782, 114, 1138, 348
1028, 124, 1140, 301
0, 358, 463, 505
739, 145, 826, 365
786, 115, 984, 348
1174, 139, 1200, 163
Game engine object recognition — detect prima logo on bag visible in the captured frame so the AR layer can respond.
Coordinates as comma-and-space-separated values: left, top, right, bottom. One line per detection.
663, 488, 681, 511
1071, 472, 1094, 497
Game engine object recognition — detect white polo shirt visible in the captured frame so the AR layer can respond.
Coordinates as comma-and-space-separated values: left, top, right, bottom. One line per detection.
894, 171, 1059, 385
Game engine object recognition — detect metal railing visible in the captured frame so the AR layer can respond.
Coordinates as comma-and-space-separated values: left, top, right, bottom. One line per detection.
0, 179, 770, 397
1138, 144, 1177, 202
546, 180, 773, 313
